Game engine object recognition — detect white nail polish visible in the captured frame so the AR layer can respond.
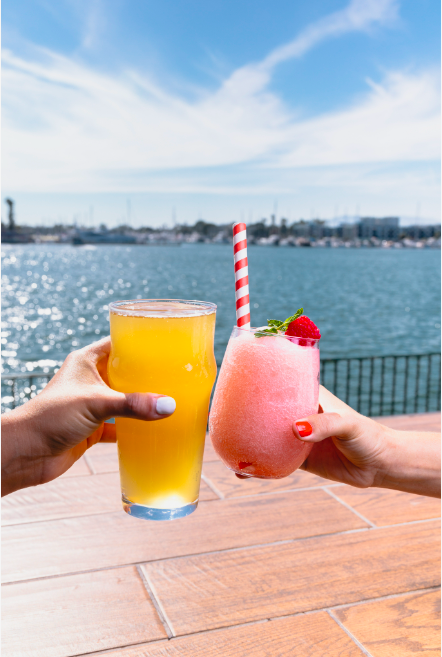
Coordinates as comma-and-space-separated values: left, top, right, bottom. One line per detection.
156, 396, 176, 415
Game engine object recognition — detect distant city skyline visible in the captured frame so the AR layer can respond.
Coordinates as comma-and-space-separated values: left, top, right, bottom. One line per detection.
3, 204, 439, 249
2, 193, 437, 229
2, 0, 440, 225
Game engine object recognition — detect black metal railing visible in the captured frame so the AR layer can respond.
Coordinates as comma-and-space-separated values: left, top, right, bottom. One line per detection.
1, 353, 441, 416
1, 372, 53, 412
321, 353, 441, 416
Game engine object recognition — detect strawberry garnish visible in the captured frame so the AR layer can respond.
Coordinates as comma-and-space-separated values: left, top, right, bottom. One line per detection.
255, 308, 320, 346
285, 315, 321, 346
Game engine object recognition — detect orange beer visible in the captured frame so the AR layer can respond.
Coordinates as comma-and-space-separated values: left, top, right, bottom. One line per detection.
108, 300, 217, 520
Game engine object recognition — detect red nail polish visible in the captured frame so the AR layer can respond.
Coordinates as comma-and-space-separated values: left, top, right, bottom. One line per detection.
296, 421, 313, 437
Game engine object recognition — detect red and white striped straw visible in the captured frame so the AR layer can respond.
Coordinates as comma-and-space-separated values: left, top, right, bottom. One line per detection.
232, 222, 250, 329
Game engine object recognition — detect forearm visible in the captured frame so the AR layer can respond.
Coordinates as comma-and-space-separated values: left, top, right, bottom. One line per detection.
375, 429, 441, 498
1, 406, 46, 496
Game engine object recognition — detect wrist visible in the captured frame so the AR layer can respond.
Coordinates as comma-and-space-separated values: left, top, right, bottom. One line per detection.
1, 404, 48, 496
373, 427, 441, 498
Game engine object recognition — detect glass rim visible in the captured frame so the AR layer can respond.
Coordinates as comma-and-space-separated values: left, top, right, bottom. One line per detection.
233, 324, 320, 344
109, 298, 217, 318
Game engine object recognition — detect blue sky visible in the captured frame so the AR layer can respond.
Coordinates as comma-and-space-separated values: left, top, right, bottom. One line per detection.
2, 0, 440, 226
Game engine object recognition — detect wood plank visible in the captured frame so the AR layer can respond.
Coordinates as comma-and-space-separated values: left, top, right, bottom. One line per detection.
1, 473, 218, 526
2, 566, 166, 657
203, 461, 326, 498
334, 589, 441, 657
203, 436, 220, 462
2, 489, 367, 583
142, 521, 441, 635
86, 435, 219, 475
199, 481, 221, 501
60, 455, 91, 477
93, 612, 364, 656
331, 486, 441, 527
86, 442, 119, 474
374, 413, 441, 433
2, 472, 121, 525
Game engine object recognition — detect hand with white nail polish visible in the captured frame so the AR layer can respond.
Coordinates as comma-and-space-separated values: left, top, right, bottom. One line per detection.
293, 386, 440, 498
1, 337, 176, 496
155, 396, 176, 415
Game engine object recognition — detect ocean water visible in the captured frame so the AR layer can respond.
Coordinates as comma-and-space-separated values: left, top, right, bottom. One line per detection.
1, 243, 440, 377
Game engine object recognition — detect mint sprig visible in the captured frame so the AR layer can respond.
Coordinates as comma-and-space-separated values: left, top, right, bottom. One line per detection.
255, 308, 303, 337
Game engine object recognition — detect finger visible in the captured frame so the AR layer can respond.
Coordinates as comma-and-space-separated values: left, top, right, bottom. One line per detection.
293, 412, 360, 443
49, 338, 112, 390
81, 336, 115, 387
81, 336, 111, 360
71, 337, 112, 377
95, 338, 111, 385
99, 422, 117, 442
92, 391, 176, 422
67, 336, 111, 368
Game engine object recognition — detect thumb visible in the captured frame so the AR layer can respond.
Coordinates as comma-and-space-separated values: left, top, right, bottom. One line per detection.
92, 390, 176, 422
293, 412, 360, 443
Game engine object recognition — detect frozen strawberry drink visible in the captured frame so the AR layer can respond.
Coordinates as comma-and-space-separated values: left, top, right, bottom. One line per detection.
209, 311, 320, 479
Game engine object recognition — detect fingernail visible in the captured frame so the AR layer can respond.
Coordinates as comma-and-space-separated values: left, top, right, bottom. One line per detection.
295, 421, 313, 437
156, 396, 176, 415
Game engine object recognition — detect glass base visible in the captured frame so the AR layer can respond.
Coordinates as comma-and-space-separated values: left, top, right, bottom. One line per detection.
122, 495, 198, 521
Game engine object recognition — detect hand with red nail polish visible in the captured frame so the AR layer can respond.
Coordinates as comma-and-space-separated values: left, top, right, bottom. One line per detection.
1, 338, 176, 496
295, 421, 313, 438
293, 386, 440, 499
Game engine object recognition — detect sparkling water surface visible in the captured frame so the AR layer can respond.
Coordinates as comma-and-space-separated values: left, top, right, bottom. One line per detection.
2, 244, 440, 377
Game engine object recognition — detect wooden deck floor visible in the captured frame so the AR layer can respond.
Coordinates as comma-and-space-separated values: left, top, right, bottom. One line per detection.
2, 413, 441, 657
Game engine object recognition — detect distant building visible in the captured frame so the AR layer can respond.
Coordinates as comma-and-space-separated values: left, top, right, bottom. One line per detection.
340, 223, 358, 241
402, 224, 441, 240
358, 217, 400, 241
1, 197, 34, 243
291, 221, 309, 238
72, 230, 137, 245
309, 220, 327, 240
5, 198, 15, 230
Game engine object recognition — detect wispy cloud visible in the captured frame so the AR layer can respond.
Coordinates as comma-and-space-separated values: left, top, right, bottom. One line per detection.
276, 69, 440, 168
2, 0, 439, 195
262, 0, 398, 69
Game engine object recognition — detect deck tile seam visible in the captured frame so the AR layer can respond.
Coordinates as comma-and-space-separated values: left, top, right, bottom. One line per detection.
261, 585, 442, 625
163, 585, 442, 645
0, 485, 335, 530
200, 473, 225, 500
55, 586, 442, 657
1, 490, 326, 530
1, 509, 120, 528
71, 619, 272, 656
327, 609, 374, 657
0, 530, 372, 587
365, 516, 441, 530
135, 564, 174, 639
81, 469, 117, 476
3, 517, 440, 587
82, 453, 96, 475
139, 565, 176, 638
5, 480, 438, 529
213, 482, 342, 500
323, 487, 377, 528
325, 584, 441, 612
1, 497, 225, 529
55, 636, 170, 657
